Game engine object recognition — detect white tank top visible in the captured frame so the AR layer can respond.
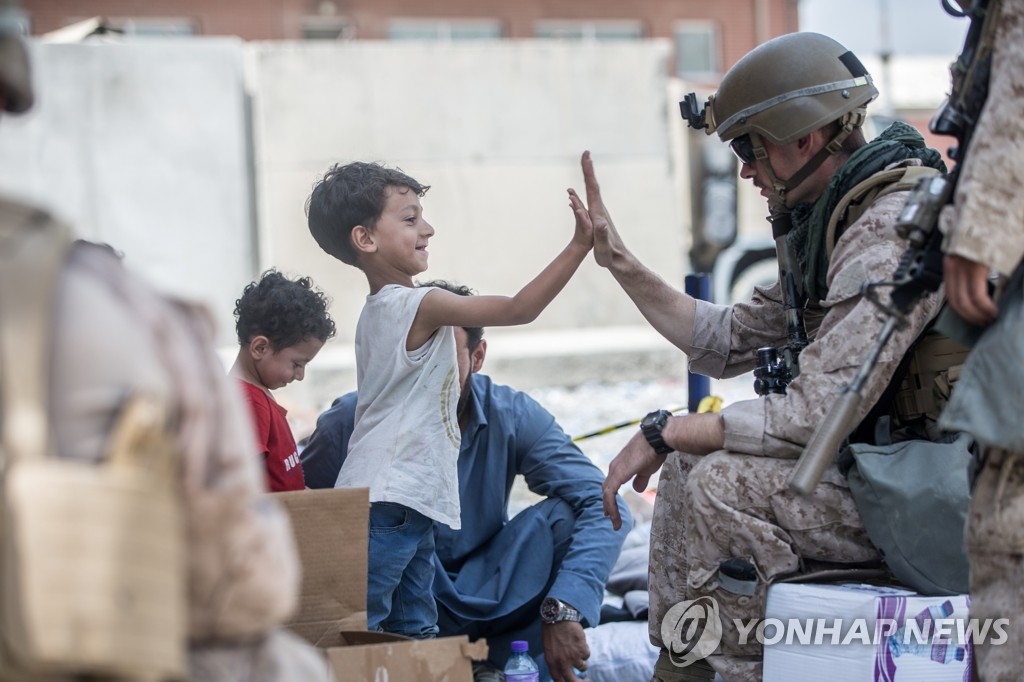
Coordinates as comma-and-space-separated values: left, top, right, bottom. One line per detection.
337, 285, 461, 528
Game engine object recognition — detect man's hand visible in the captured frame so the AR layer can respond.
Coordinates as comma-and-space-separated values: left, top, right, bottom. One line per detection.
602, 429, 667, 530
580, 150, 627, 269
944, 253, 998, 327
542, 620, 590, 682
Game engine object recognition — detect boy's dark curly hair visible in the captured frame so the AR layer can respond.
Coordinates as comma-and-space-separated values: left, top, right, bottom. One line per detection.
305, 161, 430, 267
234, 269, 336, 350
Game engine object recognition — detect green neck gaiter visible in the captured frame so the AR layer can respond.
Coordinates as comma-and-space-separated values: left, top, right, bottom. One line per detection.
786, 121, 947, 302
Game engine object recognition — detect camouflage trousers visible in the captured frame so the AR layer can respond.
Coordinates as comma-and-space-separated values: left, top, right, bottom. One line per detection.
647, 451, 880, 682
967, 448, 1024, 682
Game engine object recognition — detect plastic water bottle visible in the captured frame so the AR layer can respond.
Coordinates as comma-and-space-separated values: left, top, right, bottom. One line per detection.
504, 640, 540, 682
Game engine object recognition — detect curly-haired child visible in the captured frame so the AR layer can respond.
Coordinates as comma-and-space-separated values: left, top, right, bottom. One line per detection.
230, 269, 336, 492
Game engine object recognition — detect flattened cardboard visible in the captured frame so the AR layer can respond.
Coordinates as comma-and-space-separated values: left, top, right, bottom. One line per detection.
274, 488, 370, 647
275, 487, 489, 678
328, 635, 488, 682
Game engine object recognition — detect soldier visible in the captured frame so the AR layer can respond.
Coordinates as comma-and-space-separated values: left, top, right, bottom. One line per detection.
0, 3, 325, 679
938, 0, 1024, 679
580, 33, 948, 680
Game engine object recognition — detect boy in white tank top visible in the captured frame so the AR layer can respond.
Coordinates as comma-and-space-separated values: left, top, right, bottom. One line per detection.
306, 157, 594, 637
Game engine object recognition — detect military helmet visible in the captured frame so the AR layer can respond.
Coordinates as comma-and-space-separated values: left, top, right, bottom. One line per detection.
706, 32, 877, 145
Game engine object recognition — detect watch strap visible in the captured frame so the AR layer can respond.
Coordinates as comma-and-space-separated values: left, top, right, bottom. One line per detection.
641, 409, 673, 455
555, 602, 582, 623
541, 597, 583, 624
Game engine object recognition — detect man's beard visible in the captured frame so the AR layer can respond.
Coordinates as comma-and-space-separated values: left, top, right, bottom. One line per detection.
456, 375, 472, 419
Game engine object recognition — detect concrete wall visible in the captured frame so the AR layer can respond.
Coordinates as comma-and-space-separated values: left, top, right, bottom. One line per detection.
0, 38, 256, 333
247, 40, 692, 411
248, 40, 683, 336
0, 37, 693, 416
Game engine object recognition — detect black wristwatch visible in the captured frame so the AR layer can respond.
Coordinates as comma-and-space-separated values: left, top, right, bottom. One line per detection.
540, 597, 582, 624
640, 409, 674, 455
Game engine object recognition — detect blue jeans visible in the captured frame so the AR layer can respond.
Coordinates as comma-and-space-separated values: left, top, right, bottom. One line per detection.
367, 502, 439, 638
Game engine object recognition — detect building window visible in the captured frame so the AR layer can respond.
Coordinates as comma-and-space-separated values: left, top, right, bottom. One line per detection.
387, 19, 502, 41
674, 22, 718, 79
535, 20, 643, 41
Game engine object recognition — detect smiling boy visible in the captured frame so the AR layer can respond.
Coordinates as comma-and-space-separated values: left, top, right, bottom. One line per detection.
306, 158, 593, 639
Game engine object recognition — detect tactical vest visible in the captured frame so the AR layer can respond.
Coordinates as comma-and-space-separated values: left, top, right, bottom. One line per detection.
825, 167, 970, 434
0, 200, 186, 681
824, 164, 943, 260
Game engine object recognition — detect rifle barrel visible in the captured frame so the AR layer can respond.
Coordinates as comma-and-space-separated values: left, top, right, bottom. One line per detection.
789, 389, 861, 495
789, 316, 900, 495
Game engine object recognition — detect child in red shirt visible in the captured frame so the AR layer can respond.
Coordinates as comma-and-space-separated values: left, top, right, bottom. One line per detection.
230, 270, 336, 492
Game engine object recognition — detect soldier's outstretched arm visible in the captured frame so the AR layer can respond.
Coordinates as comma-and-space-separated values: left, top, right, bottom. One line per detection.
579, 151, 697, 353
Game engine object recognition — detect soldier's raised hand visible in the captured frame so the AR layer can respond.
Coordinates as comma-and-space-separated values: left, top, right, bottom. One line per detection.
580, 151, 627, 268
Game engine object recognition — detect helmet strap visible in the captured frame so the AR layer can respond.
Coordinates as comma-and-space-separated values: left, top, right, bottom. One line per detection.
756, 106, 867, 206
748, 132, 790, 208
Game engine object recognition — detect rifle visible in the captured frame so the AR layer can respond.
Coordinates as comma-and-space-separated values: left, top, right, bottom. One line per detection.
788, 0, 998, 495
753, 210, 810, 396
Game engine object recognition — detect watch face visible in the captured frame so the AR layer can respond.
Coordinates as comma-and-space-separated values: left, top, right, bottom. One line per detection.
540, 597, 560, 623
641, 410, 673, 455
642, 410, 666, 431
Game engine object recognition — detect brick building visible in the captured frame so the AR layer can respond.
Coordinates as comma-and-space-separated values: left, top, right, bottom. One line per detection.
22, 0, 799, 81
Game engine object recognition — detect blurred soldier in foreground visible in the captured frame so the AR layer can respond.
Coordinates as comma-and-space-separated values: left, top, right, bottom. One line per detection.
938, 0, 1024, 679
583, 32, 948, 681
0, 2, 325, 679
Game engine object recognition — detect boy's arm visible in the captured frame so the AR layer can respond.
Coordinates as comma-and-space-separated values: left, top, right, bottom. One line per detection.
409, 186, 592, 347
582, 151, 697, 352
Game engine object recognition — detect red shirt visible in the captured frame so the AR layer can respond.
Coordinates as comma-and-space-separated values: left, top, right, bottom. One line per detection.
237, 380, 305, 492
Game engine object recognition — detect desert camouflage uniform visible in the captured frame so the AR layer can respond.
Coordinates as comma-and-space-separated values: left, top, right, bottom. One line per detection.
937, 1, 1024, 679
648, 181, 944, 681
39, 215, 327, 682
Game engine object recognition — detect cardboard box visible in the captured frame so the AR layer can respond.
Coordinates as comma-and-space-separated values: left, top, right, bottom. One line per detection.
329, 631, 488, 682
274, 488, 487, 681
762, 583, 974, 682
276, 487, 370, 646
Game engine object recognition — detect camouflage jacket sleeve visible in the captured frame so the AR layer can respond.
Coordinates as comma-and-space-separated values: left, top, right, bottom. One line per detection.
687, 282, 789, 379
708, 192, 943, 458
941, 0, 1024, 275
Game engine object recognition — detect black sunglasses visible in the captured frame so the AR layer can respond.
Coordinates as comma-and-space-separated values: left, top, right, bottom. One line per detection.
730, 134, 757, 165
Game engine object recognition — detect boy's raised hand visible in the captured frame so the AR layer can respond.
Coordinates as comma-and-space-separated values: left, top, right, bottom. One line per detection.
580, 151, 627, 268
567, 187, 593, 251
